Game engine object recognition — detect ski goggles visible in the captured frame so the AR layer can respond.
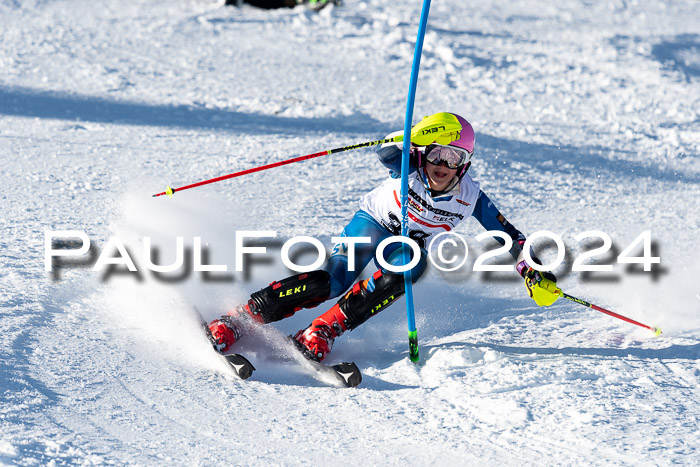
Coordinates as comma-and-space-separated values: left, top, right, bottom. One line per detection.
424, 144, 472, 169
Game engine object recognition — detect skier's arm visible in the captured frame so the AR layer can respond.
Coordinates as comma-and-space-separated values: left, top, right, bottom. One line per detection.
472, 190, 560, 307
375, 130, 418, 177
471, 190, 527, 261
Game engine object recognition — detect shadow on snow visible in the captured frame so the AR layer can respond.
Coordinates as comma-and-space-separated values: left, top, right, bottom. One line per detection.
0, 85, 384, 136
476, 133, 699, 186
424, 340, 700, 362
651, 34, 700, 83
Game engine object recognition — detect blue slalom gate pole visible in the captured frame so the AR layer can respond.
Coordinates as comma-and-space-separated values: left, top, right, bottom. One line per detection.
400, 0, 432, 363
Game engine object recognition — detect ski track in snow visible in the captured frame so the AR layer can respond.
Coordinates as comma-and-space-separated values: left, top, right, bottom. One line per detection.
1, 0, 699, 464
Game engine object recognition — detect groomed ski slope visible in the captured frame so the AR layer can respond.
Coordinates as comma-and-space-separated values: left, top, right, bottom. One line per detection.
1, 0, 699, 464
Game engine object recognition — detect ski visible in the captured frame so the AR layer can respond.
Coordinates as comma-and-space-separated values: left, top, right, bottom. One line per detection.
218, 352, 255, 381
290, 337, 362, 388
194, 308, 256, 381
194, 308, 360, 386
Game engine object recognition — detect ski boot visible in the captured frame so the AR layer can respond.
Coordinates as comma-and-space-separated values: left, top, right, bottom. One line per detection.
294, 270, 405, 361
209, 270, 332, 353
208, 315, 243, 353
293, 302, 348, 362
207, 303, 262, 352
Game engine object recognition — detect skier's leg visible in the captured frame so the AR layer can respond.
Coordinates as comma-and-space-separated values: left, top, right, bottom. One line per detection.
324, 210, 394, 297
294, 244, 427, 361
246, 210, 388, 323
246, 270, 332, 323
208, 269, 332, 352
208, 210, 384, 352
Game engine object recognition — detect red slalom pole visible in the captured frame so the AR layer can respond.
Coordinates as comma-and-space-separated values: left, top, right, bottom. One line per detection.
152, 135, 402, 198
561, 291, 661, 335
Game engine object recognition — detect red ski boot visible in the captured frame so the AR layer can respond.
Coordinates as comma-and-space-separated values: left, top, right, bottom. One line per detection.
293, 303, 349, 362
293, 271, 405, 361
207, 316, 241, 353
207, 304, 259, 352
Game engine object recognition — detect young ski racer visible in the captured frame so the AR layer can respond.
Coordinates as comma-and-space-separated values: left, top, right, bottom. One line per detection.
208, 112, 560, 362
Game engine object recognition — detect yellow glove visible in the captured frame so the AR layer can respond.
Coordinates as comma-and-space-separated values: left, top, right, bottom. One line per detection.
410, 112, 463, 146
524, 268, 561, 306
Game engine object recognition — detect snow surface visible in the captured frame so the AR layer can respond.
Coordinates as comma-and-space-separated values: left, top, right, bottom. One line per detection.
1, 0, 699, 465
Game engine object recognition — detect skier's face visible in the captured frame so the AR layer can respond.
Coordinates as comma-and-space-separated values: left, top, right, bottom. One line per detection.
425, 160, 458, 192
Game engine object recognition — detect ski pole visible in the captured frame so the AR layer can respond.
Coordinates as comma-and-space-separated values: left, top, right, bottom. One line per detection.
152, 135, 403, 198
400, 0, 433, 363
560, 291, 661, 335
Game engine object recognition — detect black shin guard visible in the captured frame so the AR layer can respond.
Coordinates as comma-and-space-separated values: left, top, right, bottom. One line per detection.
337, 270, 405, 330
247, 270, 331, 324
